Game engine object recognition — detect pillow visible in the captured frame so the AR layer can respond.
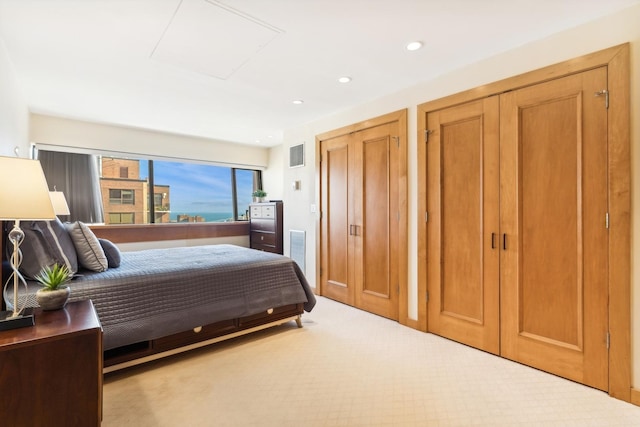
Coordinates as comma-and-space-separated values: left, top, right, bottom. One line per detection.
98, 238, 121, 268
65, 221, 108, 272
17, 217, 79, 280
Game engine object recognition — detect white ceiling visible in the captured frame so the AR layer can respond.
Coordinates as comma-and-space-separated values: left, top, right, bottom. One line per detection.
0, 0, 638, 147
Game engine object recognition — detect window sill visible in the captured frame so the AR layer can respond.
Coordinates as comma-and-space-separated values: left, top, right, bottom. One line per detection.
90, 222, 250, 244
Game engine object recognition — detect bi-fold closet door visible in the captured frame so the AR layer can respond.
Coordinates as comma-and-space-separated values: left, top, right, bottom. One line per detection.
320, 120, 403, 321
426, 67, 609, 391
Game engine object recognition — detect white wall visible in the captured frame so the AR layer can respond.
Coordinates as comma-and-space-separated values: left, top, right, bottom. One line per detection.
263, 144, 284, 201
30, 114, 270, 169
0, 36, 29, 157
281, 4, 640, 387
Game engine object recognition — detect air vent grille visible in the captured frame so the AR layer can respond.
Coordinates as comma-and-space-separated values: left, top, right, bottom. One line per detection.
289, 144, 304, 168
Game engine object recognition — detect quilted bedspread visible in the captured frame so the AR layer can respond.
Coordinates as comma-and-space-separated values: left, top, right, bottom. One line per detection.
23, 244, 316, 350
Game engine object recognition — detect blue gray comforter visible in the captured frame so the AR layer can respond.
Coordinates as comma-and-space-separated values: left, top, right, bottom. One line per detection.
24, 244, 315, 350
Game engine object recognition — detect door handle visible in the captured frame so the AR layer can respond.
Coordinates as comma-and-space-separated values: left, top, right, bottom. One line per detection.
502, 233, 507, 250
349, 224, 354, 235
491, 232, 496, 249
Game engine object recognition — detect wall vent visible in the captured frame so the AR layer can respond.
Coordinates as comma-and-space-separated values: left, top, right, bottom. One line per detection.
289, 143, 304, 168
289, 230, 306, 273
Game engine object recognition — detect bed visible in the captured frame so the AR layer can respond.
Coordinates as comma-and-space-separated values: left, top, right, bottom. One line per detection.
3, 220, 315, 371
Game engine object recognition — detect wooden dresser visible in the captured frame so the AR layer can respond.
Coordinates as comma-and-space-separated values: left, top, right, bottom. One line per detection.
249, 201, 283, 254
0, 300, 103, 426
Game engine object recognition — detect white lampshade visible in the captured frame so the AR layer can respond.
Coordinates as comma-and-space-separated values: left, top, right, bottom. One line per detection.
49, 191, 70, 216
0, 156, 56, 220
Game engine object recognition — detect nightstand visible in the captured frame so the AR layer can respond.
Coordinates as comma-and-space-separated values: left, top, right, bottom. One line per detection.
0, 299, 103, 426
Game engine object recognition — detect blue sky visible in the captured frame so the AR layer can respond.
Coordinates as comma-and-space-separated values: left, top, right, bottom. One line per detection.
139, 161, 253, 214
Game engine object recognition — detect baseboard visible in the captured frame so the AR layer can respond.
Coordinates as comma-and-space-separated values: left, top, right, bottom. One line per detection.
631, 388, 640, 406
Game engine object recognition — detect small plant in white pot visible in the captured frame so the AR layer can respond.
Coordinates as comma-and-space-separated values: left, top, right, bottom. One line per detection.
252, 189, 267, 202
35, 264, 72, 310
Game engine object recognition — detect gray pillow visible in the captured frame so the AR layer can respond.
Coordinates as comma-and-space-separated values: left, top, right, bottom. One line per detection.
65, 221, 108, 272
98, 238, 121, 268
17, 217, 78, 280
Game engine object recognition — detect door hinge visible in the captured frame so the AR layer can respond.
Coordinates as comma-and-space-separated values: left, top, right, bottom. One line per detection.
319, 268, 322, 276
425, 291, 429, 302
606, 332, 610, 349
425, 211, 429, 222
605, 212, 609, 229
397, 284, 400, 295
594, 89, 609, 109
392, 136, 400, 147
425, 129, 434, 143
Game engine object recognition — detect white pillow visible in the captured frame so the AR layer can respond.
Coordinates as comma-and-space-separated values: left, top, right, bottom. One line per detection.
65, 221, 108, 272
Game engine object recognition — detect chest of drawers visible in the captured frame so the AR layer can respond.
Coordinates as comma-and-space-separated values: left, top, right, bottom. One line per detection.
249, 201, 283, 254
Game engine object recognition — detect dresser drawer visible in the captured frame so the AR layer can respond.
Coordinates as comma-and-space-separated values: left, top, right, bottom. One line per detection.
251, 231, 276, 246
250, 205, 263, 218
250, 204, 275, 219
250, 218, 275, 232
261, 205, 275, 218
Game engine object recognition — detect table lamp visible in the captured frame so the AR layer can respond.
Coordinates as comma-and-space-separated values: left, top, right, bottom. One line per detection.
49, 189, 70, 216
0, 156, 56, 330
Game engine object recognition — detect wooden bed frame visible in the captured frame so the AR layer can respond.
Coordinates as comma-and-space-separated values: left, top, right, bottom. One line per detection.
103, 303, 303, 373
1, 221, 306, 373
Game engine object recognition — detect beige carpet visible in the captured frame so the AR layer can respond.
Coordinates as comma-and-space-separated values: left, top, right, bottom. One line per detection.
103, 296, 640, 426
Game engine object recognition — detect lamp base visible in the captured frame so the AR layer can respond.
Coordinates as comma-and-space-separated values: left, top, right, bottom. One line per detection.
0, 308, 34, 331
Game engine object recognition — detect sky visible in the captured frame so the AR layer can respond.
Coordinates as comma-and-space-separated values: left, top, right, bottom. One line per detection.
139, 160, 254, 214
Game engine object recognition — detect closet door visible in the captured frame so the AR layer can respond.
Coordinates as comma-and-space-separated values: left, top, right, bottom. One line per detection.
320, 133, 355, 305
354, 122, 399, 320
500, 67, 609, 390
426, 97, 500, 354
320, 119, 403, 320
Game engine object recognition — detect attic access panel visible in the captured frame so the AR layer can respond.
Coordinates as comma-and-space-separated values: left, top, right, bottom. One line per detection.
151, 0, 282, 80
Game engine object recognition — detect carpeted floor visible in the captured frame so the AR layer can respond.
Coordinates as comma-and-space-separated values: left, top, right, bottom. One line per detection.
103, 296, 640, 426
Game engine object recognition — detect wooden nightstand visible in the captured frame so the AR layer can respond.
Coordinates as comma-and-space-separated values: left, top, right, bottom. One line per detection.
0, 299, 103, 426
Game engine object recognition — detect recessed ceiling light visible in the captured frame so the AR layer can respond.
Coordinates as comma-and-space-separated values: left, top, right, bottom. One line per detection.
292, 100, 304, 105
338, 76, 352, 83
406, 41, 423, 51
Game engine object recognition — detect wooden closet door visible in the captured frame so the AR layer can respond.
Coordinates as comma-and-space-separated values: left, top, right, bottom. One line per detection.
320, 119, 403, 320
320, 134, 355, 305
426, 97, 500, 354
500, 67, 609, 390
354, 122, 399, 320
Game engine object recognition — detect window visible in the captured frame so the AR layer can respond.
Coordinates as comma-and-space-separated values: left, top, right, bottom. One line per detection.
233, 168, 259, 220
109, 213, 135, 224
109, 189, 135, 205
40, 152, 262, 225
98, 156, 261, 225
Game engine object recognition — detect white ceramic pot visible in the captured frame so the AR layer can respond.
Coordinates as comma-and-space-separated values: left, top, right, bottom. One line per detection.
36, 287, 71, 311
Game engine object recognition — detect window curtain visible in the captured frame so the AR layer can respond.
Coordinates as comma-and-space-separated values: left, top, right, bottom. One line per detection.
38, 150, 105, 223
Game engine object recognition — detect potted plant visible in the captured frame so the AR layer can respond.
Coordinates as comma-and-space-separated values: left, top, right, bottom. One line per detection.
252, 189, 267, 203
34, 264, 72, 310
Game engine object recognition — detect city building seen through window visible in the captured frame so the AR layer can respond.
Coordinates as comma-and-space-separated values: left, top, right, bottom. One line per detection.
99, 157, 261, 225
